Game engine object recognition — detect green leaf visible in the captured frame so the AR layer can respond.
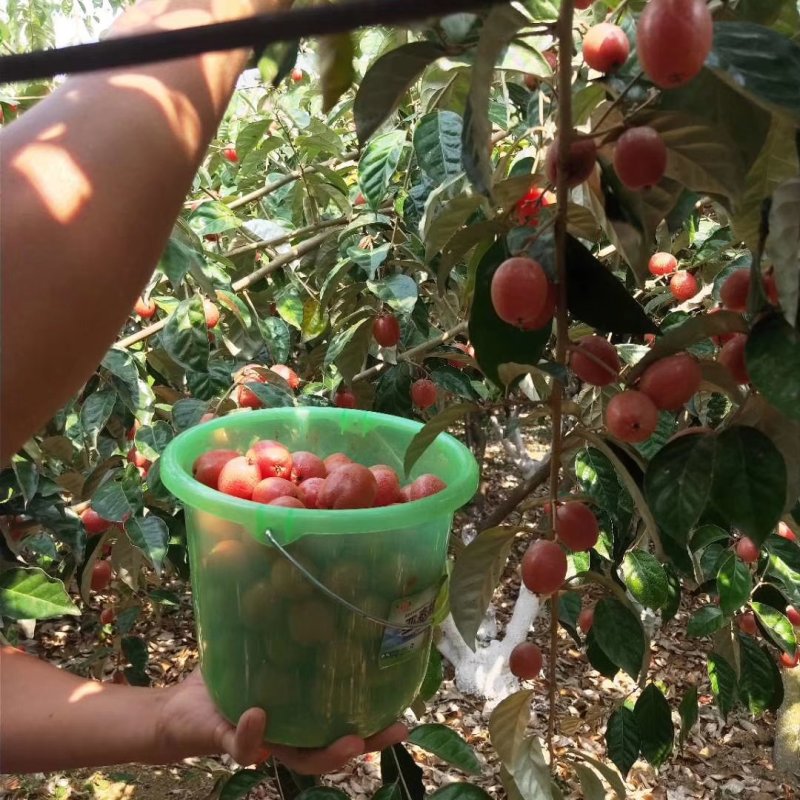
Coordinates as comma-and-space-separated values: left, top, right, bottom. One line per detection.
488, 689, 534, 767
634, 684, 673, 768
592, 598, 646, 680
662, 565, 681, 623
686, 605, 726, 637
504, 736, 556, 800
134, 421, 173, 461
374, 363, 413, 418
245, 382, 296, 409
380, 744, 424, 800
708, 652, 738, 718
258, 317, 291, 366
468, 240, 551, 387
605, 707, 640, 777
161, 296, 209, 373
125, 515, 169, 575
621, 550, 669, 610
324, 318, 372, 385
571, 764, 606, 800
461, 5, 528, 195
644, 433, 718, 545
91, 478, 143, 524
318, 33, 354, 112
102, 348, 153, 415
423, 195, 484, 262
358, 130, 406, 210
746, 314, 800, 423
716, 552, 753, 615
557, 591, 582, 645
11, 458, 38, 507
751, 601, 798, 656
678, 686, 698, 747
765, 177, 800, 326
707, 22, 800, 120
451, 527, 518, 649
404, 402, 479, 475
586, 629, 620, 679
355, 43, 446, 144
416, 647, 443, 703
219, 769, 269, 800
738, 634, 783, 715
429, 366, 480, 402
158, 237, 201, 287
373, 783, 402, 800
80, 390, 117, 449
407, 724, 481, 775
414, 111, 463, 184
296, 790, 350, 800
428, 786, 491, 800
0, 568, 79, 620
172, 398, 208, 431
710, 426, 787, 546
367, 274, 419, 316
276, 286, 304, 331
564, 751, 626, 800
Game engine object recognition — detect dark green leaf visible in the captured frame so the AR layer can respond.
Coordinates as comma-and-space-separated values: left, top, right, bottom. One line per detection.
678, 686, 698, 747
557, 591, 582, 645
404, 402, 479, 475
380, 744, 424, 800
219, 769, 269, 800
414, 111, 463, 184
738, 634, 783, 714
450, 527, 517, 649
102, 349, 153, 415
125, 515, 169, 575
258, 316, 292, 365
374, 363, 413, 418
116, 606, 140, 636
708, 652, 738, 718
121, 635, 148, 671
605, 707, 640, 777
416, 647, 443, 703
10, 458, 38, 507
407, 724, 481, 775
634, 685, 673, 768
686, 605, 726, 637
372, 783, 401, 800
621, 550, 669, 610
161, 296, 209, 373
644, 434, 718, 545
751, 601, 798, 655
358, 131, 406, 210
355, 43, 446, 144
592, 598, 646, 680
91, 478, 143, 524
367, 275, 418, 315
0, 568, 79, 620
324, 319, 372, 385
172, 398, 208, 432
158, 237, 201, 287
429, 367, 480, 402
134, 421, 173, 461
296, 789, 349, 800
428, 786, 492, 800
80, 390, 117, 449
245, 382, 296, 409
746, 314, 800, 423
318, 33, 354, 113
717, 552, 752, 615
586, 629, 620, 679
662, 565, 681, 623
710, 426, 787, 546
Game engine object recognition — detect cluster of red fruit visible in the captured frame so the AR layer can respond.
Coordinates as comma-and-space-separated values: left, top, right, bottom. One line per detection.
133, 295, 220, 327
508, 501, 600, 679
192, 440, 447, 510
647, 252, 700, 302
235, 363, 300, 408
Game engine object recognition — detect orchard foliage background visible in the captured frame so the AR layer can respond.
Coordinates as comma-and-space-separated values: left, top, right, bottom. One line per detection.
2, 0, 800, 797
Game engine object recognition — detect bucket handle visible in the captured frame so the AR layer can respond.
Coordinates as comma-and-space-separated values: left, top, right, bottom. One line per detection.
263, 528, 434, 631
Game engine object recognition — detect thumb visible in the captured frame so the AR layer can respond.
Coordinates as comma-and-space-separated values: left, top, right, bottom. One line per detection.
220, 707, 270, 766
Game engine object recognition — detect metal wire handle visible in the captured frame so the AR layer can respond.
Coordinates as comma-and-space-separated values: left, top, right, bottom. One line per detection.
263, 528, 435, 631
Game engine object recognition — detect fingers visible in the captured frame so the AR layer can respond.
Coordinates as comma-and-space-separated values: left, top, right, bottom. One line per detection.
220, 707, 270, 766
271, 735, 365, 775
363, 722, 408, 753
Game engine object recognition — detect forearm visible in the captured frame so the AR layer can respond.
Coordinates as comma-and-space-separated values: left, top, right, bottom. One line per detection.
0, 0, 286, 463
0, 646, 170, 773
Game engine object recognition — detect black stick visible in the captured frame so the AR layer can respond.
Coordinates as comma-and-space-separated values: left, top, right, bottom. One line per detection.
0, 0, 507, 84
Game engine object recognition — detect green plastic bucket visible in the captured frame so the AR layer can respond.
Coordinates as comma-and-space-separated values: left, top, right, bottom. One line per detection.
160, 407, 479, 747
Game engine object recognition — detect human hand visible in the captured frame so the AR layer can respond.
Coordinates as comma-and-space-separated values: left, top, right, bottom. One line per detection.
155, 669, 408, 773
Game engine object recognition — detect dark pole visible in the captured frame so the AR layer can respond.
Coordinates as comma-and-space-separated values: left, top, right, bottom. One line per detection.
0, 0, 507, 84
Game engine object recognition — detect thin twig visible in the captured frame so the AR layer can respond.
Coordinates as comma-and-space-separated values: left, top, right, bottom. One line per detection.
592, 70, 643, 133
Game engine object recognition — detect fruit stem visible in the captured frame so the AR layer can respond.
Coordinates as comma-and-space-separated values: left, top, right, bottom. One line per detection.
546, 0, 576, 768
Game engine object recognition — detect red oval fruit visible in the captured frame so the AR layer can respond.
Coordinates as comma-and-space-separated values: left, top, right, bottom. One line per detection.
100, 608, 115, 625
203, 298, 220, 329
780, 650, 799, 669
91, 560, 113, 591
81, 507, 112, 537
649, 252, 677, 277
291, 451, 327, 482
373, 314, 401, 347
319, 464, 378, 509
515, 186, 553, 227
217, 456, 261, 500
234, 364, 267, 409
556, 502, 600, 552
324, 452, 352, 473
406, 474, 447, 502
269, 495, 306, 508
569, 335, 620, 386
236, 384, 263, 409
720, 270, 750, 312
777, 522, 797, 542
509, 642, 543, 679
253, 477, 299, 504
719, 334, 749, 385
134, 297, 156, 319
335, 389, 357, 409
545, 137, 597, 189
582, 23, 630, 73
637, 0, 713, 89
786, 605, 800, 627
127, 447, 152, 471
270, 364, 300, 390
606, 390, 659, 443
411, 379, 437, 409
738, 611, 757, 636
578, 607, 594, 634
735, 536, 760, 564
521, 539, 567, 595
370, 465, 402, 507
490, 257, 549, 329
193, 449, 240, 489
246, 440, 293, 479
638, 353, 702, 411
223, 147, 239, 163
575, 0, 593, 8
297, 477, 325, 509
614, 126, 667, 190
199, 412, 216, 424
708, 307, 738, 347
355, 192, 366, 206
524, 280, 557, 331
670, 271, 699, 301
290, 67, 303, 82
